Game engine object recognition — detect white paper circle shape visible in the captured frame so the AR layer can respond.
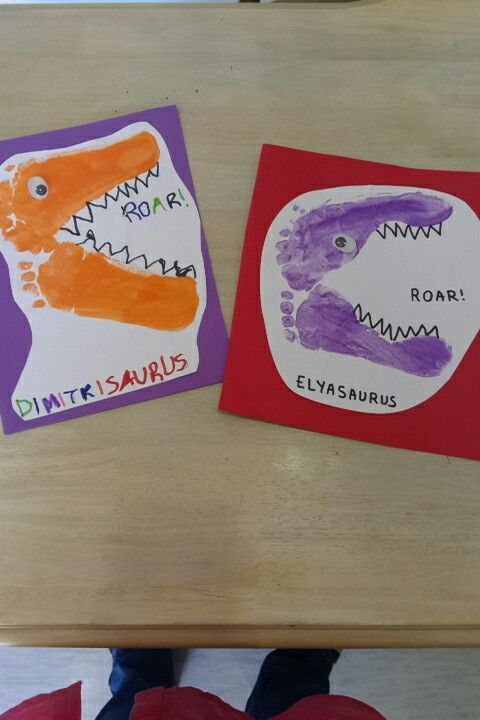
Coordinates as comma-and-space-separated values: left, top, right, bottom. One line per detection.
260, 185, 480, 414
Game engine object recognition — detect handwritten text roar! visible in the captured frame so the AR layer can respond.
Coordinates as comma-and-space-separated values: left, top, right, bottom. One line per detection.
121, 187, 188, 223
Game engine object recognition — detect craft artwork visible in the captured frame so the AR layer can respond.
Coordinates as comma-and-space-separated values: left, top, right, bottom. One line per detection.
220, 146, 480, 459
262, 186, 479, 413
0, 108, 227, 433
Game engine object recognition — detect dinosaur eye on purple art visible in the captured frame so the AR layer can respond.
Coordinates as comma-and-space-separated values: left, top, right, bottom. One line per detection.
332, 234, 356, 254
28, 176, 48, 200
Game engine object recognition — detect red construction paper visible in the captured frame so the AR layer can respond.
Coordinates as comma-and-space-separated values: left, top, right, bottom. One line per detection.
0, 683, 81, 720
130, 687, 385, 720
0, 685, 384, 720
219, 145, 480, 460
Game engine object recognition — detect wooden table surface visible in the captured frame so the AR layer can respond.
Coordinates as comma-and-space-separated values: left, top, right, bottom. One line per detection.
0, 1, 479, 648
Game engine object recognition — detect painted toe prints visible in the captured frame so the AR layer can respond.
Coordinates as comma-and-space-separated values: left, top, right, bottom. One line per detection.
261, 186, 480, 413
17, 260, 46, 308
0, 109, 227, 431
0, 127, 199, 332
220, 146, 480, 458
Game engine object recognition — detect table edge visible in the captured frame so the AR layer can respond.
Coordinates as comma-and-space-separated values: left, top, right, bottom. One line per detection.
1, 624, 479, 648
0, 2, 366, 11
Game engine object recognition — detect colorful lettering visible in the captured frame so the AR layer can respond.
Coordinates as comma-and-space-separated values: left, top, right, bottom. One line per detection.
80, 384, 95, 401
16, 399, 33, 418
42, 393, 61, 414
152, 197, 165, 213
106, 375, 121, 395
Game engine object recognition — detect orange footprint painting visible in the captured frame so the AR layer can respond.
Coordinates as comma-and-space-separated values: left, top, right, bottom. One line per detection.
0, 128, 199, 330
0, 111, 225, 432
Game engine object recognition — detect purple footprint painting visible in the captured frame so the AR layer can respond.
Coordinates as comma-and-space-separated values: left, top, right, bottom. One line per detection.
260, 185, 480, 414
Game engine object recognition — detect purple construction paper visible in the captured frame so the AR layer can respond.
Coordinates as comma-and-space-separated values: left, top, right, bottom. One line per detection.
0, 106, 227, 433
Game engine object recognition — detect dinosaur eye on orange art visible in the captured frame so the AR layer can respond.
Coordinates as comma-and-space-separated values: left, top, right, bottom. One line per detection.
28, 176, 48, 200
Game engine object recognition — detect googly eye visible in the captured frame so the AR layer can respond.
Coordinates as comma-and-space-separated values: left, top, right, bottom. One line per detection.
28, 176, 48, 200
332, 234, 356, 254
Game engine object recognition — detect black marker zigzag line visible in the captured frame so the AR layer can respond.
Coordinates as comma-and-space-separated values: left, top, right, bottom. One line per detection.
77, 229, 196, 279
60, 162, 161, 237
376, 221, 443, 240
354, 303, 439, 342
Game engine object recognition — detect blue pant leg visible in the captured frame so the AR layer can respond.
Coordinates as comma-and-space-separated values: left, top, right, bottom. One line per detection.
95, 649, 175, 720
245, 649, 340, 720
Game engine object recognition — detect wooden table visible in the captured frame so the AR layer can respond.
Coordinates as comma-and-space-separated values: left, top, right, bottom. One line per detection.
0, 1, 479, 649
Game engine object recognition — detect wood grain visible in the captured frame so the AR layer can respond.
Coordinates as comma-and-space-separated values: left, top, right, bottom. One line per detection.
0, 1, 479, 648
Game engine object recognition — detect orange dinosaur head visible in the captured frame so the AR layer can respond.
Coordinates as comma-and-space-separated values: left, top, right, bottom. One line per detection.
0, 130, 159, 254
0, 125, 200, 333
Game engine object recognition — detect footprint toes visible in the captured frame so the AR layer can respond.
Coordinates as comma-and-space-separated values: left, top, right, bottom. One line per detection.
22, 282, 39, 297
276, 252, 291, 264
280, 293, 295, 335
21, 267, 39, 299
280, 301, 294, 314
20, 269, 44, 306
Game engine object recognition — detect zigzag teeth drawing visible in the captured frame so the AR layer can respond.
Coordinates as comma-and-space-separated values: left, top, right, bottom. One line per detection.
376, 226, 386, 239
59, 162, 161, 234
75, 229, 196, 279
145, 257, 165, 270
57, 163, 196, 278
74, 205, 94, 224
114, 184, 133, 201
406, 224, 422, 239
60, 215, 81, 236
110, 247, 129, 264
377, 221, 443, 241
354, 303, 439, 342
79, 235, 96, 252
96, 242, 112, 258
127, 255, 148, 270
88, 196, 109, 211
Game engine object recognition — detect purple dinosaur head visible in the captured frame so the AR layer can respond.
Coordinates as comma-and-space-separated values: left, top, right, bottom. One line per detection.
276, 192, 453, 291
262, 184, 480, 413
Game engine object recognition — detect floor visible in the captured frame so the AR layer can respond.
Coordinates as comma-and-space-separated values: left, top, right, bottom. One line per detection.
0, 648, 479, 718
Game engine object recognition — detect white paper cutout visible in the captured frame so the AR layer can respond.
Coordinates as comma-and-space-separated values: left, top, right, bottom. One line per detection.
261, 185, 480, 414
0, 123, 206, 420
